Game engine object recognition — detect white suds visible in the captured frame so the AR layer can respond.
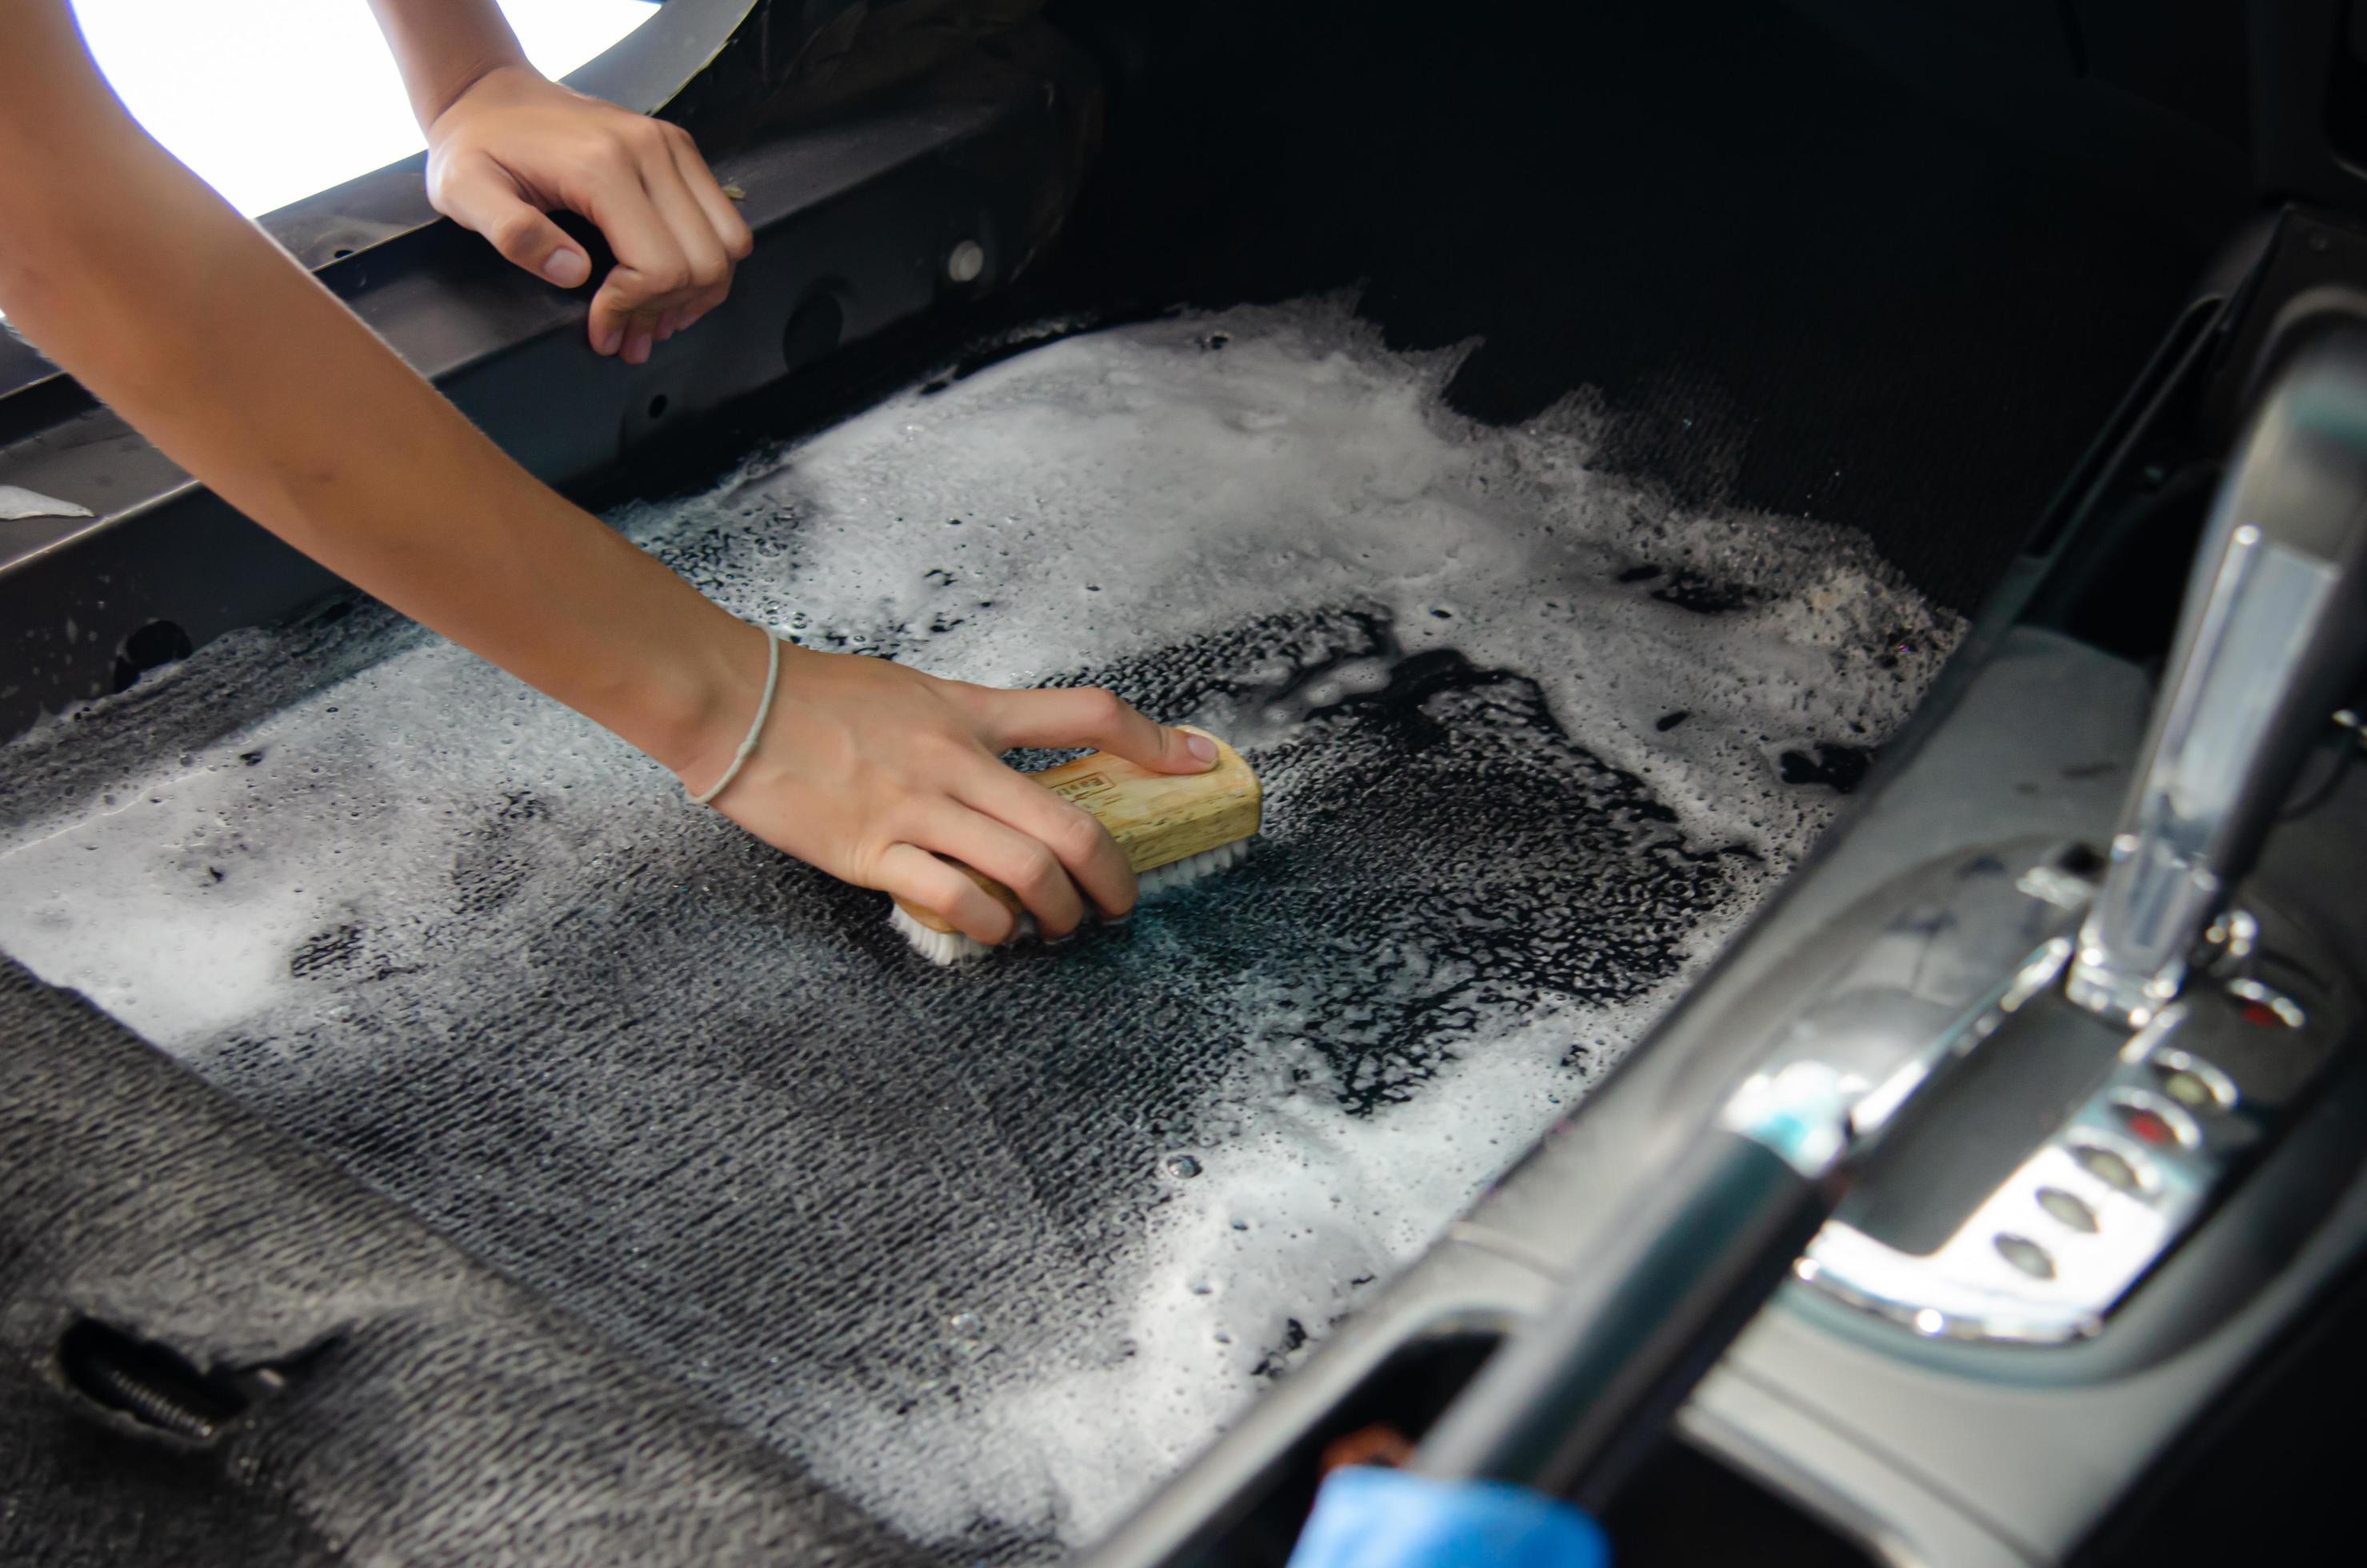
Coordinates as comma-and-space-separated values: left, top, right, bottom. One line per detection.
0, 298, 1960, 1553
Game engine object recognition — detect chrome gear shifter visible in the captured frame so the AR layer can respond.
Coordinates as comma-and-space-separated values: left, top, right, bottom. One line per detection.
1409, 330, 2367, 1503
2068, 330, 2367, 1026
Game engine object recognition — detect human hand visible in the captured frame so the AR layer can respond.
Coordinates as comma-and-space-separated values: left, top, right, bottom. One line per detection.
422, 64, 753, 365
682, 639, 1220, 944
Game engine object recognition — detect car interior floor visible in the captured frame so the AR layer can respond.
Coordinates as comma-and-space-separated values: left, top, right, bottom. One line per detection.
0, 2, 2221, 1563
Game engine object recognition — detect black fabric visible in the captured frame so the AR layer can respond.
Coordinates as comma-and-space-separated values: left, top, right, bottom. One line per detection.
0, 957, 923, 1568
2, 601, 1791, 1561
0, 494, 1933, 1558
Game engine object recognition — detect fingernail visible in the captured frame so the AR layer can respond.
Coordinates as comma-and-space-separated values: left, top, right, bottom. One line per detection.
1184, 733, 1218, 765
657, 310, 679, 341
542, 249, 590, 287
594, 322, 623, 355
623, 330, 652, 366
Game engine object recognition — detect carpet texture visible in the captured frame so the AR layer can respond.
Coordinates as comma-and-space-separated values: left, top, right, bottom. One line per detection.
0, 957, 924, 1568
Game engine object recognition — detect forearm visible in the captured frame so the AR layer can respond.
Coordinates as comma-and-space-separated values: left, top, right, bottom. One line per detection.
366, 0, 535, 129
0, 14, 753, 776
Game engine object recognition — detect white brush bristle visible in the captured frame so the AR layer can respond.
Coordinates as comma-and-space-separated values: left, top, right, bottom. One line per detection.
1134, 837, 1252, 898
886, 902, 996, 966
887, 835, 1255, 964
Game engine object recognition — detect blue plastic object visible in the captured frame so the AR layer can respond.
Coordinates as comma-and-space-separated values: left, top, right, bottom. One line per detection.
1286, 1466, 1611, 1568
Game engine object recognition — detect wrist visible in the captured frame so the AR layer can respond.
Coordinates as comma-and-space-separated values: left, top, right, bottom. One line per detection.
642, 613, 790, 794
422, 56, 542, 135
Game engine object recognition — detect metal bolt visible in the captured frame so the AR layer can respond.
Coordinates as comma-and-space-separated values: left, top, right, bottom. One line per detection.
946, 240, 986, 284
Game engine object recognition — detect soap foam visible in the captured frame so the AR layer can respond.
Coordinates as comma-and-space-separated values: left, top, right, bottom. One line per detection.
810, 1002, 1623, 1548
0, 298, 1958, 1556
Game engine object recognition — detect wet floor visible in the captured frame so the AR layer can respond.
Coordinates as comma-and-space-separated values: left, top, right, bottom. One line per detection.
0, 302, 1957, 1556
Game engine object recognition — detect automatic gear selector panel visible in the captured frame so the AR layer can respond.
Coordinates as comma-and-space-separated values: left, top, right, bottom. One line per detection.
1799, 868, 2345, 1345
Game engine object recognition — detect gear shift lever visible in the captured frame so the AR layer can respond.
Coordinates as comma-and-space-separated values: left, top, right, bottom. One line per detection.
2067, 329, 2367, 1026
1411, 330, 2367, 1508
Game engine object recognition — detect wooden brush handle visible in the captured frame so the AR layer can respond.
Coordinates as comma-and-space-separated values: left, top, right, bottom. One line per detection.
896, 726, 1261, 934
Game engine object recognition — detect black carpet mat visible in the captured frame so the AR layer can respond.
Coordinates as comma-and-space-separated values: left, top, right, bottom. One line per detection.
0, 957, 924, 1568
0, 302, 1962, 1557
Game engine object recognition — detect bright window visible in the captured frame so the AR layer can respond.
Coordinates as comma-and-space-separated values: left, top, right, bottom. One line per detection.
71, 1, 662, 218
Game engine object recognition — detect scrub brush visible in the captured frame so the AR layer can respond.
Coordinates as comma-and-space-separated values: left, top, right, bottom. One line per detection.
889, 726, 1262, 964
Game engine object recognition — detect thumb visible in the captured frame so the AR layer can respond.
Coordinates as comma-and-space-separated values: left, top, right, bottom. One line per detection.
433, 160, 591, 288
986, 686, 1219, 774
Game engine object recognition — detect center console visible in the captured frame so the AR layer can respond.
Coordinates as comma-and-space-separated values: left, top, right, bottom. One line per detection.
1085, 206, 2367, 1568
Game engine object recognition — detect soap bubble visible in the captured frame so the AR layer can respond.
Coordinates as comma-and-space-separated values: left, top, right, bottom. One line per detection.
0, 298, 1958, 1557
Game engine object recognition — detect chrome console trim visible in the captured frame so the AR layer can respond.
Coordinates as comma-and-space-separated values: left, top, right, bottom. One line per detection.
1721, 855, 2083, 1182
1800, 969, 2337, 1344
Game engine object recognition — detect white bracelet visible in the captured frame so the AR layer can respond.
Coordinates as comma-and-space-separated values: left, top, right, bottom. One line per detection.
687, 626, 782, 806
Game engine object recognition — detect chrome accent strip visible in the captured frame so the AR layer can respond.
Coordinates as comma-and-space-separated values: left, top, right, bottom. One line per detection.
1721, 927, 2074, 1181
1797, 978, 2328, 1344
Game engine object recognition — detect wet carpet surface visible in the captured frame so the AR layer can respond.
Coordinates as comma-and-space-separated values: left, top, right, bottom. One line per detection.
0, 306, 1958, 1555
